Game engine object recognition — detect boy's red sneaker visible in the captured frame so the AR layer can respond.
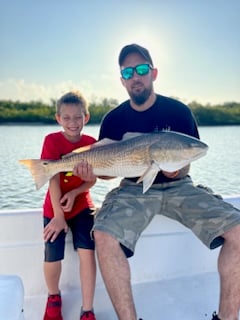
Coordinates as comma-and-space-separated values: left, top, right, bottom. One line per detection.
80, 310, 96, 320
43, 294, 63, 320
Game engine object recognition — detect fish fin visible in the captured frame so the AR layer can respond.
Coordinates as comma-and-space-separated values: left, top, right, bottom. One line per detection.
137, 162, 160, 194
122, 132, 144, 140
62, 145, 91, 158
19, 159, 53, 190
90, 138, 117, 146
63, 138, 117, 157
65, 133, 144, 157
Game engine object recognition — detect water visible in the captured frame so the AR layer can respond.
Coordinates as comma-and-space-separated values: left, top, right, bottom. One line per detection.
0, 124, 239, 210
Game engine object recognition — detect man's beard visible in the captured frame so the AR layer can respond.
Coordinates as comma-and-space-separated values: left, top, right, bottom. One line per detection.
129, 85, 152, 106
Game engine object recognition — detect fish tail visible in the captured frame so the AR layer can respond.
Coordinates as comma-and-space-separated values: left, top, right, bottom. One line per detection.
19, 159, 53, 190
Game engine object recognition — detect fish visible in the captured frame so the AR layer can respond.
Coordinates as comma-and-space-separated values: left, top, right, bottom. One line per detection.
19, 131, 208, 193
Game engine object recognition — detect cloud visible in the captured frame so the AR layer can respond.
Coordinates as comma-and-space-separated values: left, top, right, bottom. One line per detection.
0, 76, 125, 104
0, 78, 91, 102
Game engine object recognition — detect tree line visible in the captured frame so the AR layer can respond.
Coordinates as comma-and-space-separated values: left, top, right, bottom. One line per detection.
0, 98, 240, 126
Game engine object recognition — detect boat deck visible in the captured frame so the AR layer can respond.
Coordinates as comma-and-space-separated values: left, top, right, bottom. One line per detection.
24, 271, 219, 320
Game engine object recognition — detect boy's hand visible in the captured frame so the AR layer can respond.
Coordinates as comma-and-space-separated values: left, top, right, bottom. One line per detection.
73, 160, 96, 182
44, 216, 68, 242
60, 191, 76, 212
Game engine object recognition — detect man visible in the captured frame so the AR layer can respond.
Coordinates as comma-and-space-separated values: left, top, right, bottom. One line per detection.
74, 44, 240, 320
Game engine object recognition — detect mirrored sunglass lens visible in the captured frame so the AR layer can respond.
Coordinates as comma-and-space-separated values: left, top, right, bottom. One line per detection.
121, 67, 134, 80
136, 64, 150, 75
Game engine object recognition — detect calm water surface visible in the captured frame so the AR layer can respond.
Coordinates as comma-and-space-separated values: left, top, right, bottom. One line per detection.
0, 124, 239, 210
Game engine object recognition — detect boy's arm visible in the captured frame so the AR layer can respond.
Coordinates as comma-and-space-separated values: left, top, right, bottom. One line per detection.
60, 178, 96, 213
43, 174, 68, 243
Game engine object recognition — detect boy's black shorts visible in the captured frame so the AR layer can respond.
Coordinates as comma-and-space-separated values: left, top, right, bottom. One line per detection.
44, 208, 95, 262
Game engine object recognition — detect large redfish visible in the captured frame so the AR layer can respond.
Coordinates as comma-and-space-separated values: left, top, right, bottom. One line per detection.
19, 131, 208, 193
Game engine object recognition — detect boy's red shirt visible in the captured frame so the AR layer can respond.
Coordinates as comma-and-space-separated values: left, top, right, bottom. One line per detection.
41, 131, 96, 220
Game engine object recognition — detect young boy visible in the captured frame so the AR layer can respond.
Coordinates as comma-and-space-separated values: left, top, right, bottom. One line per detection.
41, 91, 97, 320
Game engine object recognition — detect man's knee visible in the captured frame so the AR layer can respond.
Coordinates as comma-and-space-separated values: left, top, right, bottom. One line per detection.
93, 230, 105, 244
223, 224, 240, 247
94, 230, 117, 248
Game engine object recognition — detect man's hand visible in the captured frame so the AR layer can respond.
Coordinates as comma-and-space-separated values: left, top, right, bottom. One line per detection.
162, 170, 180, 179
162, 165, 190, 179
73, 160, 96, 182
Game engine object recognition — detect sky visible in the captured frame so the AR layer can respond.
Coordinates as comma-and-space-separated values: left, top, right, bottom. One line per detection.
1, 0, 239, 105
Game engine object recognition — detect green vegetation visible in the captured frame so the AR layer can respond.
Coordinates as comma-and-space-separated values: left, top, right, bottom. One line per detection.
0, 98, 240, 126
189, 101, 240, 126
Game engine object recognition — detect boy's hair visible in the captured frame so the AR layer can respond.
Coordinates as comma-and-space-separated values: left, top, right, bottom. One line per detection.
56, 91, 89, 116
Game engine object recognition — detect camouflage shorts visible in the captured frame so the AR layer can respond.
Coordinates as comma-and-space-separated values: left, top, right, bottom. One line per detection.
93, 177, 240, 257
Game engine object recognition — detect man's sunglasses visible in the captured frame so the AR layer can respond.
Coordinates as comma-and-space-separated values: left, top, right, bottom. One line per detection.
121, 63, 153, 80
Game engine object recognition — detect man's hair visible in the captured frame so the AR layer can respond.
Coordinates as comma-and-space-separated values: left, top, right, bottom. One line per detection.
118, 44, 154, 67
56, 91, 89, 115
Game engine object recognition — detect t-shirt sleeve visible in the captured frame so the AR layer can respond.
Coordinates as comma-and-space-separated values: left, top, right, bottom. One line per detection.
189, 110, 200, 139
99, 111, 120, 140
41, 135, 60, 160
99, 114, 110, 140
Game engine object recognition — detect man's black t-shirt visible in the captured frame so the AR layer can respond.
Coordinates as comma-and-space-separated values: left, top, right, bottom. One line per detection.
99, 94, 199, 183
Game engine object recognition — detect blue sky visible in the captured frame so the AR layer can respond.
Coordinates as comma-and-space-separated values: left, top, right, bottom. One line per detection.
1, 0, 239, 105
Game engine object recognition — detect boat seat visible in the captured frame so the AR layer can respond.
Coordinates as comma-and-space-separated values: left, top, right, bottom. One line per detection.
0, 274, 25, 320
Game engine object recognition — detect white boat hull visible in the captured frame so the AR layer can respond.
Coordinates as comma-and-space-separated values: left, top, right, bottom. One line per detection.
0, 195, 239, 320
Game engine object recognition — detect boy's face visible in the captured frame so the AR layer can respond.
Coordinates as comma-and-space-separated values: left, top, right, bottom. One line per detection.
55, 103, 89, 139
